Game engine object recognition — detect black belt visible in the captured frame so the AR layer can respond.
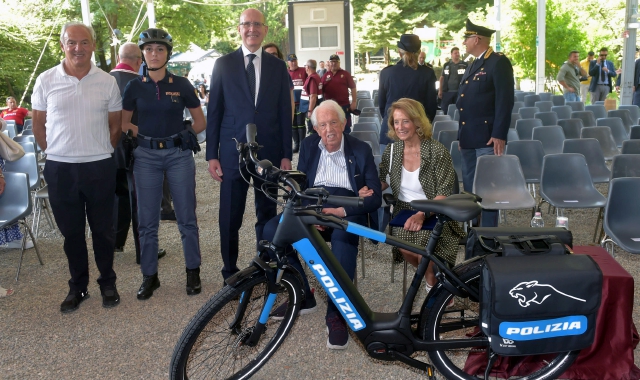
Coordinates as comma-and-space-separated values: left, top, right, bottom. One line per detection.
137, 133, 183, 150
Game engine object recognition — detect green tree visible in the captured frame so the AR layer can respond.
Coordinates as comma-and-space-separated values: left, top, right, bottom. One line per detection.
353, 0, 428, 65
502, 0, 586, 81
0, 0, 64, 106
415, 0, 491, 39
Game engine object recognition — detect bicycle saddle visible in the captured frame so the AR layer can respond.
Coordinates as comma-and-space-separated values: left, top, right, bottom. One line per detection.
410, 193, 482, 221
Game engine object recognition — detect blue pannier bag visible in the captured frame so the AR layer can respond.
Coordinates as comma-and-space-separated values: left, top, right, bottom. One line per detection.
481, 254, 602, 356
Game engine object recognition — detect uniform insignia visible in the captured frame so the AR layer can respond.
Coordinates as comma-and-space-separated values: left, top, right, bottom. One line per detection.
484, 47, 494, 59
166, 92, 180, 96
341, 74, 343, 78
169, 76, 173, 84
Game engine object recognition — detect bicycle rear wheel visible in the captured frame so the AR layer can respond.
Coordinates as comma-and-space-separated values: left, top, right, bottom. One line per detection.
170, 272, 302, 380
421, 260, 579, 379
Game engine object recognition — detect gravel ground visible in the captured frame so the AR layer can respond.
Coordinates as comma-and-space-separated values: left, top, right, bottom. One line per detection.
0, 146, 638, 379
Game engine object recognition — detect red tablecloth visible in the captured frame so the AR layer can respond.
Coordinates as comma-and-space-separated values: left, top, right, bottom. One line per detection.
464, 246, 640, 379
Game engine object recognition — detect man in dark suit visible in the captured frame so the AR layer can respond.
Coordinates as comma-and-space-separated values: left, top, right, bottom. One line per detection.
457, 19, 514, 227
589, 47, 617, 102
206, 8, 293, 280
263, 99, 381, 350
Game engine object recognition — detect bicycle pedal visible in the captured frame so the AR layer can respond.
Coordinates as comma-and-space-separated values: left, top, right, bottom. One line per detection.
425, 364, 437, 379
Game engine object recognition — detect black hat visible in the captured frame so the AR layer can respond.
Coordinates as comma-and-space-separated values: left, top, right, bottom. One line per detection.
464, 19, 495, 38
397, 34, 421, 53
287, 53, 297, 61
329, 54, 340, 61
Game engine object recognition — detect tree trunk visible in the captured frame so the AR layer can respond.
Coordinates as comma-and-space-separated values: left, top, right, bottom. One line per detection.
5, 78, 16, 99
384, 47, 390, 66
109, 13, 118, 70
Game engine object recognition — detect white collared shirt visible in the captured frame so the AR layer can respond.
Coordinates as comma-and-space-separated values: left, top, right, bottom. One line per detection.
314, 138, 353, 192
241, 45, 262, 105
32, 60, 122, 163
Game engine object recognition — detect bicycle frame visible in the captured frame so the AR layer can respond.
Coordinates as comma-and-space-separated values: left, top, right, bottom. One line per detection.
264, 198, 488, 369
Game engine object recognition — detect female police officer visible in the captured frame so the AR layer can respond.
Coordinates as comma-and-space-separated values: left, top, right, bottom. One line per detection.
122, 28, 206, 300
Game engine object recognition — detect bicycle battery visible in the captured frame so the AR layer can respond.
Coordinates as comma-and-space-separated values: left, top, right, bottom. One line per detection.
480, 254, 602, 356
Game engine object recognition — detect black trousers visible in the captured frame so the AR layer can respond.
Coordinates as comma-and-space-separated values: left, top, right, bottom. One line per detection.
218, 165, 277, 279
44, 158, 117, 292
441, 91, 458, 115
114, 168, 131, 248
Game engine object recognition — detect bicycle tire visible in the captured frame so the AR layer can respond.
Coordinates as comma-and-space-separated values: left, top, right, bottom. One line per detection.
170, 272, 302, 380
421, 259, 580, 379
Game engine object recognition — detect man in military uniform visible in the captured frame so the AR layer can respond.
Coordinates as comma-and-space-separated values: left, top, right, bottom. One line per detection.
439, 47, 467, 114
457, 19, 514, 227
288, 53, 307, 152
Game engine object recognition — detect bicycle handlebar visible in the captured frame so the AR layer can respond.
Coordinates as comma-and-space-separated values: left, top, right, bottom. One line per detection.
326, 195, 364, 208
239, 124, 363, 209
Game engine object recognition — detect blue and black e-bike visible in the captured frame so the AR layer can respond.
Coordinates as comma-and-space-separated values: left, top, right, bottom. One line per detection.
169, 125, 579, 379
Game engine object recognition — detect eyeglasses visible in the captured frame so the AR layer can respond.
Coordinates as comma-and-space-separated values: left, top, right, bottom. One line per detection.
464, 35, 479, 41
600, 54, 608, 57
239, 21, 266, 28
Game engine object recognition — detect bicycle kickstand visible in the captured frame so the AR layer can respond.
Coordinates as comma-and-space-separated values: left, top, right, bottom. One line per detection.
389, 350, 436, 379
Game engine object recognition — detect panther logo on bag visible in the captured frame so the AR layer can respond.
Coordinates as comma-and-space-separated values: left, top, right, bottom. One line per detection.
509, 281, 586, 307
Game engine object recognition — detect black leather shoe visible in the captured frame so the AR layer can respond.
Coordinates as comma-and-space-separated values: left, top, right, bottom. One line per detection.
186, 267, 201, 295
158, 249, 167, 259
60, 290, 90, 313
160, 211, 176, 221
100, 285, 120, 308
137, 273, 160, 300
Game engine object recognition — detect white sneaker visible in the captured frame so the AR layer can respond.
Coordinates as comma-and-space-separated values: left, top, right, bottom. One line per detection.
6, 240, 34, 249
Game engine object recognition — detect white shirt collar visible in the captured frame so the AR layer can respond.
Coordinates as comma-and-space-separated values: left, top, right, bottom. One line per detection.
241, 44, 263, 59
475, 49, 488, 59
318, 136, 345, 154
57, 59, 100, 78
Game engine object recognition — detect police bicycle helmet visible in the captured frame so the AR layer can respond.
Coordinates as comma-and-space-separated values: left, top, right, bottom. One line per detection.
138, 28, 173, 71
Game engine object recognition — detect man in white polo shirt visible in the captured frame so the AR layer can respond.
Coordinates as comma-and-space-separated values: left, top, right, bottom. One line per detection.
32, 22, 122, 313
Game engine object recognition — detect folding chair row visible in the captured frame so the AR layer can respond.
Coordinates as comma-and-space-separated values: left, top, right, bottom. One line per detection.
356, 90, 371, 99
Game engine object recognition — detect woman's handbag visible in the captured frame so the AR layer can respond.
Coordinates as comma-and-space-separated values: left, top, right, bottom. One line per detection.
0, 132, 25, 161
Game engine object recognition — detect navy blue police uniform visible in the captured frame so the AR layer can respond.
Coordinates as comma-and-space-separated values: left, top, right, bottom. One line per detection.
378, 34, 437, 149
122, 72, 202, 277
456, 19, 514, 227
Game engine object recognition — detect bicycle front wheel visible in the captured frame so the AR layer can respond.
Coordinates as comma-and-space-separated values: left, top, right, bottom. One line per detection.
170, 272, 302, 380
422, 259, 579, 379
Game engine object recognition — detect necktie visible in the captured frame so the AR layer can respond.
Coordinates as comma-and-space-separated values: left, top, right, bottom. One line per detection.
246, 54, 256, 102
600, 63, 604, 84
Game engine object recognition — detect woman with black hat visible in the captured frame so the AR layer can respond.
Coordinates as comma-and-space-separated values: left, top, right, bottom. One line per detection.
377, 34, 437, 153
121, 28, 206, 300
